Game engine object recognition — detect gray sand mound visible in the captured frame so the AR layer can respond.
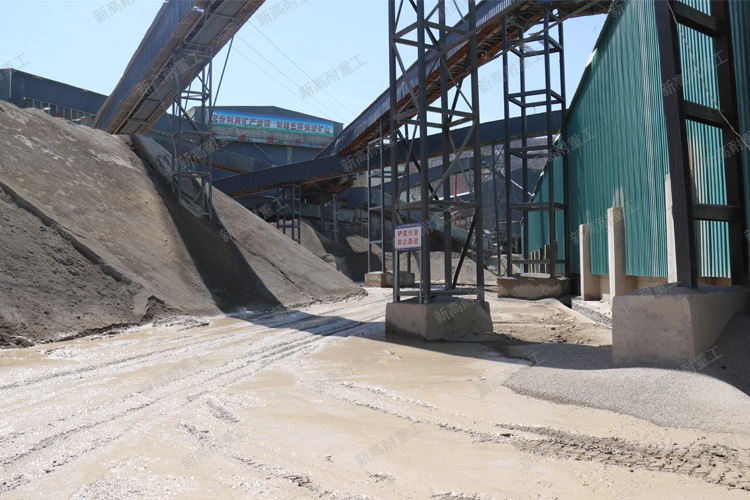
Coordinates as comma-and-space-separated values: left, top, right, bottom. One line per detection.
0, 102, 362, 346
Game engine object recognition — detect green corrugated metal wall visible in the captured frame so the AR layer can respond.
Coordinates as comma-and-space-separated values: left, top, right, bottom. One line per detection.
527, 0, 748, 278
730, 0, 750, 247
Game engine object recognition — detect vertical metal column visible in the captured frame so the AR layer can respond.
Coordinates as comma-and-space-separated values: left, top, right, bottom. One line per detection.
491, 143, 503, 269
275, 182, 300, 244
559, 14, 570, 278
440, 1, 453, 289
388, 0, 400, 303
388, 0, 485, 304
416, 0, 431, 303
171, 45, 214, 221
655, 0, 748, 287
325, 194, 339, 245
469, 1, 485, 300
367, 117, 390, 273
503, 16, 513, 276
503, 7, 568, 278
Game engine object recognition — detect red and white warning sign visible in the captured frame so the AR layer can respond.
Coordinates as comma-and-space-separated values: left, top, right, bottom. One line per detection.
395, 223, 421, 250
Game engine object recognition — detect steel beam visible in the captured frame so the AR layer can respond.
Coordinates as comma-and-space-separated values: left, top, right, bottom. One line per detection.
655, 0, 747, 287
654, 0, 700, 288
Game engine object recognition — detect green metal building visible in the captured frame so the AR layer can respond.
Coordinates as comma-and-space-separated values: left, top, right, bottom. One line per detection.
526, 0, 750, 287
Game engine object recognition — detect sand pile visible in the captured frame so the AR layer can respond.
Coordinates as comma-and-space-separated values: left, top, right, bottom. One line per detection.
0, 101, 362, 346
298, 221, 370, 281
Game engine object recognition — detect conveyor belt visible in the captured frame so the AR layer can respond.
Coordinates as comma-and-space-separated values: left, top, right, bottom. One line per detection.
320, 0, 609, 158
94, 0, 264, 135
214, 111, 561, 197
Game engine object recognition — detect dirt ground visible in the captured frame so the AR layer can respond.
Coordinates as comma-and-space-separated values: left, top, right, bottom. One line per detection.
1, 287, 748, 499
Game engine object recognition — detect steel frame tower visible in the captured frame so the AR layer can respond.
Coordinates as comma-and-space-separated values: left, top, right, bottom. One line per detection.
388, 0, 485, 304
502, 7, 568, 278
276, 182, 301, 244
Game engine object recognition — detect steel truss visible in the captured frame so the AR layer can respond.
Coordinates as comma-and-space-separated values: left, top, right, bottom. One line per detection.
655, 0, 747, 287
171, 44, 214, 220
389, 0, 485, 304
276, 182, 301, 244
503, 7, 568, 278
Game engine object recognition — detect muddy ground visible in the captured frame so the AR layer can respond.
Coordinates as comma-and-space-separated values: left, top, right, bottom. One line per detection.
1, 287, 748, 499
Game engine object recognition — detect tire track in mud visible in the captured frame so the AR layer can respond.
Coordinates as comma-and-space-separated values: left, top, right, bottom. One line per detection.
477, 425, 750, 492
319, 381, 750, 492
178, 422, 368, 500
0, 310, 386, 494
1, 312, 384, 457
0, 297, 387, 392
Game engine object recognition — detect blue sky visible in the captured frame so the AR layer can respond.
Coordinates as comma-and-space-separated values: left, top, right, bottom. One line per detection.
0, 0, 606, 127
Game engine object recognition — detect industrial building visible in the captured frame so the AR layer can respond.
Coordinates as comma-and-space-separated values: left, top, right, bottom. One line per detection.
527, 0, 750, 292
4, 1, 750, 496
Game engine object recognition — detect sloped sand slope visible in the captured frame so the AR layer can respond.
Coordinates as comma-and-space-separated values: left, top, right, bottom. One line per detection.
0, 102, 362, 345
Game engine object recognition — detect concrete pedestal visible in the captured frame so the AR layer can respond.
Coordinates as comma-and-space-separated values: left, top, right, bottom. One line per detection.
385, 297, 493, 340
497, 274, 571, 300
607, 206, 628, 299
364, 272, 415, 288
579, 224, 600, 300
612, 284, 749, 367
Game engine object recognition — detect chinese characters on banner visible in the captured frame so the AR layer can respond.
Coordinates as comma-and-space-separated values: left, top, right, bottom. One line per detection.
210, 110, 334, 136
395, 223, 422, 250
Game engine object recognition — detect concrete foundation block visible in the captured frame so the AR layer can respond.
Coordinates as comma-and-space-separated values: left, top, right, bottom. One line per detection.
364, 272, 415, 288
607, 206, 627, 299
397, 272, 416, 287
579, 224, 600, 300
612, 284, 749, 367
365, 272, 390, 287
497, 274, 571, 300
385, 297, 493, 340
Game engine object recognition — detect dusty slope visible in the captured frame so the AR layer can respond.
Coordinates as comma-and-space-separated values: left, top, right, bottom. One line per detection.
0, 102, 361, 345
0, 185, 148, 346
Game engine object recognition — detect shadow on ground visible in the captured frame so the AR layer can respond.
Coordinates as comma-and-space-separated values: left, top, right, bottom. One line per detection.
148, 160, 750, 410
